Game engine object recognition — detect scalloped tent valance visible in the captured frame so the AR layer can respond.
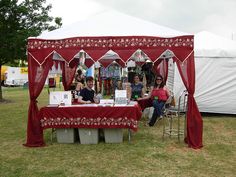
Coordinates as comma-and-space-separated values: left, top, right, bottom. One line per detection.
25, 10, 203, 149
27, 35, 194, 66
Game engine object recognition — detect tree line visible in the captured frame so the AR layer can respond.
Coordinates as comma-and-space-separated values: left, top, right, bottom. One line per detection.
0, 0, 62, 100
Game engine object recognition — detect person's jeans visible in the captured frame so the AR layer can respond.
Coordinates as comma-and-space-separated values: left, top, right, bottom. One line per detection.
148, 100, 165, 126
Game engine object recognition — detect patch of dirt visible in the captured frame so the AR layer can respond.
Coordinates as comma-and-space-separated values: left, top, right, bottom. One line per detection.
0, 99, 14, 104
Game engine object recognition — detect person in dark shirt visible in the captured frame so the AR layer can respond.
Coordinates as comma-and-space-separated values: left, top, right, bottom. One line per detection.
78, 76, 99, 104
131, 74, 144, 100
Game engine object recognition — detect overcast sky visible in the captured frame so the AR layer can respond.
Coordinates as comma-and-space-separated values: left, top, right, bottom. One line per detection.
47, 0, 236, 40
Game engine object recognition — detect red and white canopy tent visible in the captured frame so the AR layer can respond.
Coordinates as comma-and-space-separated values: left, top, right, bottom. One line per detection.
25, 10, 203, 149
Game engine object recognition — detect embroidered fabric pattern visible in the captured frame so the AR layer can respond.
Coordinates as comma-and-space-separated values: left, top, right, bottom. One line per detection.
28, 37, 193, 50
40, 117, 138, 129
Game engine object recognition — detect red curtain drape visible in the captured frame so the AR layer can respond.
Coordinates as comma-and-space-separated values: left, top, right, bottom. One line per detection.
61, 60, 79, 90
24, 54, 53, 147
153, 59, 168, 82
175, 52, 203, 149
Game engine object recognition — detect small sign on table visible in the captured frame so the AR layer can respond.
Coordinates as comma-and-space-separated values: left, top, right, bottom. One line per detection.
115, 90, 128, 105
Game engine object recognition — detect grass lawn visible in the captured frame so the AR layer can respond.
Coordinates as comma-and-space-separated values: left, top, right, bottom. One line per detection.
0, 87, 235, 177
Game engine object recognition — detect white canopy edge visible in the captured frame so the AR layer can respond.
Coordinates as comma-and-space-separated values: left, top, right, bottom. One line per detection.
29, 10, 189, 40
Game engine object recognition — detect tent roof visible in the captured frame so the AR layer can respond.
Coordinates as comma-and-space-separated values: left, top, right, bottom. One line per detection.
195, 31, 236, 57
27, 10, 194, 65
32, 10, 189, 40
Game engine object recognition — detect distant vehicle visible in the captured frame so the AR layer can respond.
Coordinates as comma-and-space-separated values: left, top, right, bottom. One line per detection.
1, 66, 8, 86
4, 67, 28, 86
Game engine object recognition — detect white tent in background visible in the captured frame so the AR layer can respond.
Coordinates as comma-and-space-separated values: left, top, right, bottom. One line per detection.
173, 31, 236, 114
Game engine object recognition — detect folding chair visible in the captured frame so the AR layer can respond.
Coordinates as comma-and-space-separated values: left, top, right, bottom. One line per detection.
47, 77, 56, 94
162, 90, 188, 142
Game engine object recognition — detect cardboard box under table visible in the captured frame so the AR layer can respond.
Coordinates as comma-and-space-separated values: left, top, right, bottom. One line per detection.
78, 128, 99, 144
56, 128, 77, 143
103, 128, 123, 143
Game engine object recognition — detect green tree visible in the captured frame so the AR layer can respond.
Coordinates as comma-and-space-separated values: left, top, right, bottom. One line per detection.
0, 0, 62, 101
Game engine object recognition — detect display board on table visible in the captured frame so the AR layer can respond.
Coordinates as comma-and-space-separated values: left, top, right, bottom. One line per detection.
49, 91, 72, 106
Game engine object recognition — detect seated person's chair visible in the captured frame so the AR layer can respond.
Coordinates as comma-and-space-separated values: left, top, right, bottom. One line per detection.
162, 90, 188, 142
48, 77, 56, 94
140, 95, 172, 122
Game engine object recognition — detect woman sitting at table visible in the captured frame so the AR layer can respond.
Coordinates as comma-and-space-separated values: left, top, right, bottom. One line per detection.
78, 76, 99, 104
130, 74, 144, 100
75, 81, 83, 92
139, 75, 170, 126
72, 82, 83, 102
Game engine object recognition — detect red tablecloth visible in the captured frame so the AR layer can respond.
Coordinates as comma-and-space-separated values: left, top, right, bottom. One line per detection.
39, 104, 142, 131
137, 98, 153, 111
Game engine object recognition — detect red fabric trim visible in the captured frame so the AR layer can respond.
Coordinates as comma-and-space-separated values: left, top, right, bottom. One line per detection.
39, 105, 142, 132
28, 36, 194, 50
28, 36, 194, 65
55, 49, 80, 62
99, 59, 116, 68
176, 53, 203, 149
28, 49, 54, 65
115, 59, 126, 68
85, 58, 95, 68
142, 48, 166, 61
135, 61, 146, 66
112, 49, 137, 62
86, 50, 109, 61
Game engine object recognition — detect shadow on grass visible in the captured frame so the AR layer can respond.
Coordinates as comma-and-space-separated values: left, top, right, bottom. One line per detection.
201, 112, 236, 118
